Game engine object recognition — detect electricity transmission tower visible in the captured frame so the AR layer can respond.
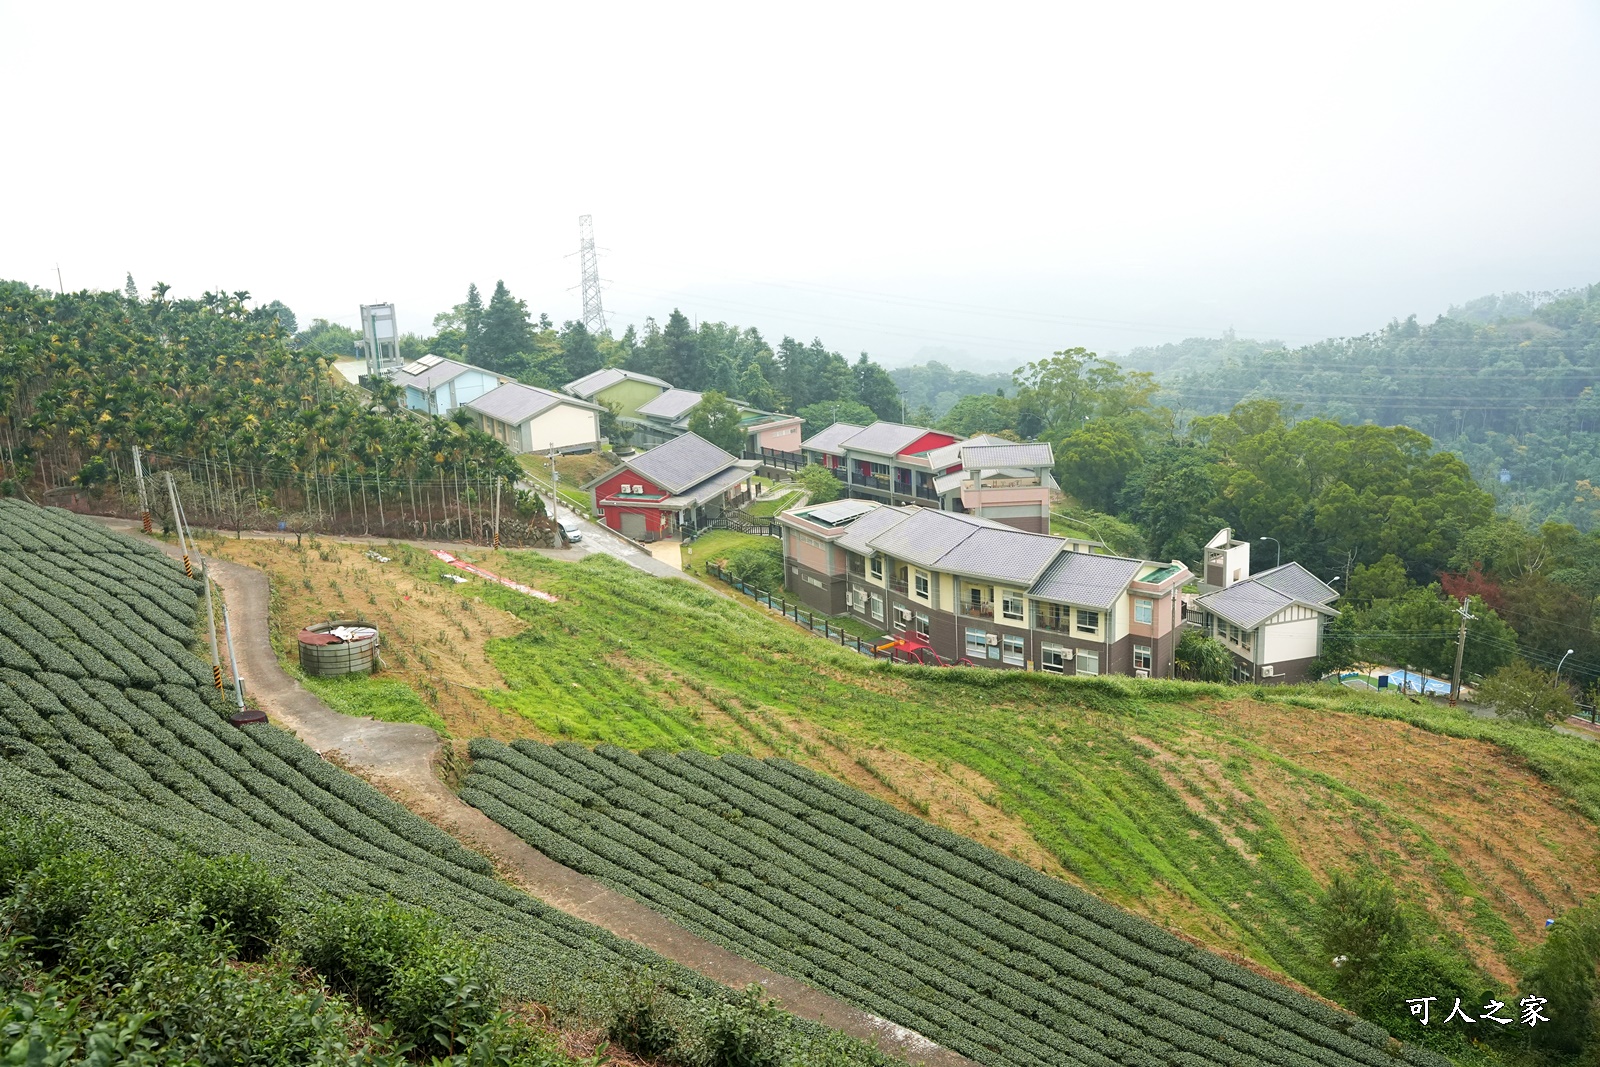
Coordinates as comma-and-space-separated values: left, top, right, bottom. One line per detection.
577, 215, 607, 332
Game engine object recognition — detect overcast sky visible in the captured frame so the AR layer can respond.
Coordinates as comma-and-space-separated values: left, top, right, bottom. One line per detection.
3, 1, 1597, 369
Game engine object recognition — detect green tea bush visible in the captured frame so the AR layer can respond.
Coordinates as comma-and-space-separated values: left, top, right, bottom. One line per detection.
294, 896, 498, 1053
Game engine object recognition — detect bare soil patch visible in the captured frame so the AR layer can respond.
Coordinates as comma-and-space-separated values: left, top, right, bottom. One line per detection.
1202, 698, 1600, 981
208, 536, 552, 740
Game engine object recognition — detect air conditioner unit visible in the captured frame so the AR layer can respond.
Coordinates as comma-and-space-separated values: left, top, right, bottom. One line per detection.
894, 607, 911, 620
1260, 664, 1276, 677
986, 634, 999, 646
1134, 668, 1150, 679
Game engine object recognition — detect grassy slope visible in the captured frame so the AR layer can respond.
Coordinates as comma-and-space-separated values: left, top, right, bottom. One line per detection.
443, 551, 1600, 998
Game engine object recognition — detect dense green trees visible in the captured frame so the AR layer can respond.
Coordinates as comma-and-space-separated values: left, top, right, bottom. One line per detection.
687, 390, 745, 454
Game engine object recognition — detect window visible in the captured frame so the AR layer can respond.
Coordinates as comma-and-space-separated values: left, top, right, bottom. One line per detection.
1039, 603, 1068, 630
1001, 591, 1025, 621
1241, 629, 1253, 652
914, 571, 930, 599
1002, 634, 1025, 666
1134, 645, 1152, 671
969, 587, 984, 609
1076, 650, 1100, 676
1041, 643, 1066, 674
1134, 599, 1153, 625
1076, 608, 1100, 635
870, 556, 883, 580
914, 612, 930, 637
965, 629, 987, 656
892, 607, 907, 631
847, 587, 865, 612
869, 594, 883, 622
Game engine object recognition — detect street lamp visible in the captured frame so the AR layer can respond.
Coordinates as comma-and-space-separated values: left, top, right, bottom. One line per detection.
1557, 649, 1575, 683
1259, 536, 1280, 569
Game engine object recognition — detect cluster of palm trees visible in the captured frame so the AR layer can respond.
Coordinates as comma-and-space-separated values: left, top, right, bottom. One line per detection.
0, 281, 537, 541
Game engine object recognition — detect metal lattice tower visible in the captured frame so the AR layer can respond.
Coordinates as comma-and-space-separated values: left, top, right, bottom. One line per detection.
578, 215, 607, 332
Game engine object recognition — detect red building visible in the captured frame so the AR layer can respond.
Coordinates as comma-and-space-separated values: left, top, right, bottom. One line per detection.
585, 433, 757, 542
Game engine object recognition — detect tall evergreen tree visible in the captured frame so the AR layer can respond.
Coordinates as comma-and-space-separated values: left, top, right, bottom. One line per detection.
478, 280, 531, 372
854, 353, 902, 422
462, 283, 485, 364
124, 273, 139, 302
559, 321, 603, 381
661, 309, 700, 387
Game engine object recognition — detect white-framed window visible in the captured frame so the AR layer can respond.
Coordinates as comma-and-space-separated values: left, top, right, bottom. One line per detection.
914, 612, 930, 638
1041, 643, 1066, 674
1001, 591, 1025, 622
870, 556, 883, 580
914, 571, 930, 599
1134, 645, 1152, 671
869, 594, 883, 621
1241, 629, 1253, 652
964, 629, 987, 656
1076, 608, 1100, 636
1002, 634, 1025, 666
1134, 598, 1154, 624
1076, 650, 1100, 676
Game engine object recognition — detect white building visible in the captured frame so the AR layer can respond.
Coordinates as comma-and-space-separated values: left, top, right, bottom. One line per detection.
465, 382, 603, 455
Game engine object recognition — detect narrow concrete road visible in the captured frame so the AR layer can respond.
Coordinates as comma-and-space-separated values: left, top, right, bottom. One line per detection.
109, 524, 969, 1067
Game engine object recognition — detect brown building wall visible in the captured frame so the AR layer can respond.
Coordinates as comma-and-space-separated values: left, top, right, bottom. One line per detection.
786, 559, 846, 615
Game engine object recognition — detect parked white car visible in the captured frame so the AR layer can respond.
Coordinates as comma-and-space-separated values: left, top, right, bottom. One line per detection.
558, 518, 583, 543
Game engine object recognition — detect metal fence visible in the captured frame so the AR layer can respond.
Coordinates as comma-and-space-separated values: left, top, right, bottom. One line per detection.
704, 562, 970, 666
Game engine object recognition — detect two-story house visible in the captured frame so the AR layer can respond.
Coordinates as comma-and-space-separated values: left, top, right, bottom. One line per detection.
777, 500, 1190, 677
799, 424, 1056, 532
1193, 559, 1341, 683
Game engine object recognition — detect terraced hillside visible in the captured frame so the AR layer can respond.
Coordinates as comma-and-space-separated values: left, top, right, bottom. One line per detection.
0, 502, 894, 1065
317, 544, 1594, 996
464, 739, 1452, 1067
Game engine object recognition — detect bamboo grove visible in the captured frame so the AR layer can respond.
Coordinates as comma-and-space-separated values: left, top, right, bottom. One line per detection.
0, 281, 545, 544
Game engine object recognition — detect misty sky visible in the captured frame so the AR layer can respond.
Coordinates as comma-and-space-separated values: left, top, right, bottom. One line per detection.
3, 1, 1597, 369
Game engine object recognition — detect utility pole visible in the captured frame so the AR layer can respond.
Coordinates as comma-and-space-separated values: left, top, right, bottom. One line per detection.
547, 446, 560, 521
1449, 596, 1476, 707
132, 446, 152, 534
169, 473, 224, 692
165, 472, 193, 578
54, 264, 63, 294
492, 477, 502, 550
577, 215, 607, 333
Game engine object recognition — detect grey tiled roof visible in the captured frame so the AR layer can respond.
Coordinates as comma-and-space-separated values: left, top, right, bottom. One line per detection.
564, 367, 672, 397
934, 527, 1065, 585
467, 382, 599, 424
932, 471, 966, 495
839, 421, 931, 456
1027, 553, 1145, 610
802, 422, 868, 454
862, 509, 982, 568
625, 433, 736, 493
637, 388, 704, 420
961, 442, 1055, 469
1195, 583, 1297, 630
1252, 562, 1340, 605
673, 465, 755, 507
835, 506, 917, 556
392, 357, 487, 392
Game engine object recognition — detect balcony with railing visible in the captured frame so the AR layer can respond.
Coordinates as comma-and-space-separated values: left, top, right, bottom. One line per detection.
854, 473, 890, 491
959, 600, 995, 618
1035, 609, 1071, 633
889, 576, 910, 595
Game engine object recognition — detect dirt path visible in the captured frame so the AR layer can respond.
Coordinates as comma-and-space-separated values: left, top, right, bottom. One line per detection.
114, 527, 968, 1066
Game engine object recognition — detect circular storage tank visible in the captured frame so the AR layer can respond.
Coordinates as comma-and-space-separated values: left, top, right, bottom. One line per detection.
298, 620, 380, 676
